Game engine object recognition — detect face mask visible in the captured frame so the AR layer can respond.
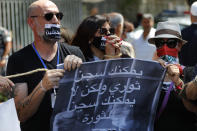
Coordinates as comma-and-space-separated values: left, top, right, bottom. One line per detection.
91, 36, 106, 52
157, 44, 178, 63
43, 24, 61, 41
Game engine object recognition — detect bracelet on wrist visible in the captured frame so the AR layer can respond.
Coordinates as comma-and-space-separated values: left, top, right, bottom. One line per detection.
104, 53, 122, 59
40, 80, 47, 92
175, 80, 184, 94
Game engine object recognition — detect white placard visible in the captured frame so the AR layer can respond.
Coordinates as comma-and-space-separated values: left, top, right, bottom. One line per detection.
0, 98, 21, 131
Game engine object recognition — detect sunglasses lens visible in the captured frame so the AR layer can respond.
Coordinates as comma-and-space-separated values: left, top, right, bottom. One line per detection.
44, 12, 63, 21
56, 12, 63, 20
44, 13, 54, 21
155, 39, 178, 49
109, 28, 115, 35
167, 39, 178, 48
155, 39, 164, 48
100, 28, 115, 35
100, 28, 108, 35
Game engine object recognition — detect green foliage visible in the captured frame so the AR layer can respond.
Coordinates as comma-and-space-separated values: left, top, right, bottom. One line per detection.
0, 87, 13, 103
0, 92, 8, 103
118, 0, 140, 10
117, 0, 141, 22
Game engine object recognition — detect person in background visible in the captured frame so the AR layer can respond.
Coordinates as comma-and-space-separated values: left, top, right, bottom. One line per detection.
90, 7, 99, 16
134, 13, 142, 28
0, 26, 12, 76
107, 12, 135, 58
179, 1, 197, 66
121, 20, 135, 41
129, 13, 156, 61
6, 0, 85, 131
107, 12, 124, 38
59, 26, 74, 44
148, 21, 196, 131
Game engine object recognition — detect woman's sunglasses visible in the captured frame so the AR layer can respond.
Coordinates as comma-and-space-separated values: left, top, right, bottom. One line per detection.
31, 12, 63, 21
99, 28, 115, 36
155, 39, 179, 49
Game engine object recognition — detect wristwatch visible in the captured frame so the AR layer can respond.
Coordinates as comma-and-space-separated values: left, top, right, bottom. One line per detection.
193, 75, 197, 87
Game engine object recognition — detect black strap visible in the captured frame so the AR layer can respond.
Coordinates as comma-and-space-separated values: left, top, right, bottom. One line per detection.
155, 29, 182, 39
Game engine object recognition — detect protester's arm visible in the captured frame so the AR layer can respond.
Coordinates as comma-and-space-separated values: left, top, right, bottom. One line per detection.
167, 64, 197, 100
184, 77, 197, 100
182, 98, 197, 112
2, 41, 12, 59
0, 41, 12, 67
14, 55, 82, 122
14, 69, 65, 122
14, 82, 47, 122
0, 31, 12, 67
166, 64, 197, 112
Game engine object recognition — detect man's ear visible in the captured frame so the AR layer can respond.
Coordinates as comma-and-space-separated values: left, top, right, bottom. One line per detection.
116, 24, 123, 37
27, 18, 34, 29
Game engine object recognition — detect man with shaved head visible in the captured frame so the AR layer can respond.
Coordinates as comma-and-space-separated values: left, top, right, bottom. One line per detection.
6, 0, 85, 131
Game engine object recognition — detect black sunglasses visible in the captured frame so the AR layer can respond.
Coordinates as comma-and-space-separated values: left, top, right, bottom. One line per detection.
31, 12, 63, 21
99, 28, 115, 36
155, 39, 179, 49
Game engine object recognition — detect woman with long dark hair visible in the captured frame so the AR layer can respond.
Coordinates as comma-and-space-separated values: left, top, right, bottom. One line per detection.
72, 15, 124, 61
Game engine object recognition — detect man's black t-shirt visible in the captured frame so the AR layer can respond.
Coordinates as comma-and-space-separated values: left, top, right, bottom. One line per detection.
6, 43, 85, 131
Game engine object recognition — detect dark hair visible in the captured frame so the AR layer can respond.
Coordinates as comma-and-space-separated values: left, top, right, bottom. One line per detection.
60, 27, 74, 44
71, 15, 109, 61
123, 20, 134, 32
187, 0, 197, 6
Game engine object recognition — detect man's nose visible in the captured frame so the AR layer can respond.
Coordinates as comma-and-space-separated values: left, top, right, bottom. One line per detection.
51, 14, 59, 24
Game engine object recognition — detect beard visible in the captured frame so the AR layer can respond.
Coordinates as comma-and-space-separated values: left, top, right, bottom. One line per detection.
37, 30, 57, 44
43, 35, 58, 44
37, 31, 58, 44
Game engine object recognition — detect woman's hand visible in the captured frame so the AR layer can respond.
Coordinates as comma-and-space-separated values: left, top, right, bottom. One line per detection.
105, 35, 122, 58
165, 64, 183, 86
